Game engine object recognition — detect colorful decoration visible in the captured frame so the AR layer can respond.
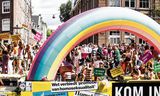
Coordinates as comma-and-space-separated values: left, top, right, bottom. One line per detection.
27, 7, 160, 80
34, 32, 42, 42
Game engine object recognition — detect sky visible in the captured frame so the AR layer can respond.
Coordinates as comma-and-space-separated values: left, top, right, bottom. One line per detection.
32, 0, 70, 30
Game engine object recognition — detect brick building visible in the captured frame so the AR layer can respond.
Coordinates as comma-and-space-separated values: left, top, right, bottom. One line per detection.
71, 0, 160, 46
0, 0, 33, 45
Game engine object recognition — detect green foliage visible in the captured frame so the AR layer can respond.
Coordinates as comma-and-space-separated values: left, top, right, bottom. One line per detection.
59, 0, 72, 22
47, 29, 53, 37
153, 3, 160, 17
155, 9, 160, 17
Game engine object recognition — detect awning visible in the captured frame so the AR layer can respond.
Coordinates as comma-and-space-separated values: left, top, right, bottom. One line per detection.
11, 34, 21, 41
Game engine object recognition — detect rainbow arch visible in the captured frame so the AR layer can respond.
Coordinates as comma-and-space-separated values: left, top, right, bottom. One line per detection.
27, 7, 160, 80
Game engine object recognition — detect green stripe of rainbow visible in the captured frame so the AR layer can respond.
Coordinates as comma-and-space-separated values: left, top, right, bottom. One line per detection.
27, 7, 160, 80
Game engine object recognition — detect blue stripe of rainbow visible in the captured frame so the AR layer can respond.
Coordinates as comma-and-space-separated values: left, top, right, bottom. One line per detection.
27, 7, 160, 80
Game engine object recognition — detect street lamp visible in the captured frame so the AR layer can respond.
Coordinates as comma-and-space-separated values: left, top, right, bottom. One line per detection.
52, 14, 55, 19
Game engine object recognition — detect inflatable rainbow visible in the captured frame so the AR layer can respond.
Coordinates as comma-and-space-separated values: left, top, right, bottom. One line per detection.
27, 7, 160, 80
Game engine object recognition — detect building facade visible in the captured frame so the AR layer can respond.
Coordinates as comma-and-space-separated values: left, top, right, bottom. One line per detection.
32, 14, 47, 44
0, 0, 33, 45
71, 0, 160, 46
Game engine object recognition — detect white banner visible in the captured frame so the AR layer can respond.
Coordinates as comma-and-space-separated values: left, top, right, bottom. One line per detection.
51, 81, 98, 92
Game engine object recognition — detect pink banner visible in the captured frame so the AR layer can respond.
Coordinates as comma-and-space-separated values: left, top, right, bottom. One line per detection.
139, 51, 153, 64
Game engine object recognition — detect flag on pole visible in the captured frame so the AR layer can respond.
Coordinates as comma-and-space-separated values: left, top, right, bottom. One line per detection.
34, 32, 42, 42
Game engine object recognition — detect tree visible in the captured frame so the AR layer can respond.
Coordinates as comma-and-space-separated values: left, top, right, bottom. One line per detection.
155, 9, 160, 17
47, 29, 53, 38
59, 0, 72, 22
152, 1, 160, 17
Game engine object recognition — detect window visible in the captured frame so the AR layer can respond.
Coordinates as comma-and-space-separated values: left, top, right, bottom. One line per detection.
140, 0, 149, 8
125, 38, 131, 44
2, 19, 10, 31
125, 0, 129, 7
110, 38, 114, 44
125, 0, 135, 7
110, 38, 120, 44
125, 32, 130, 35
110, 31, 120, 35
2, 1, 10, 13
131, 0, 135, 7
108, 0, 120, 7
139, 39, 146, 44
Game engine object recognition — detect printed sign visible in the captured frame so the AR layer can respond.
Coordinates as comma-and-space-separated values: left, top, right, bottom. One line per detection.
154, 61, 160, 72
51, 81, 98, 92
139, 51, 153, 64
26, 82, 32, 91
112, 83, 160, 96
75, 91, 95, 96
19, 82, 32, 91
75, 91, 109, 96
20, 82, 26, 91
110, 66, 124, 78
33, 91, 68, 96
94, 68, 105, 76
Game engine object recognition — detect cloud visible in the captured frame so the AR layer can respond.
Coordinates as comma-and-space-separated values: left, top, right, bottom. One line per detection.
32, 0, 69, 30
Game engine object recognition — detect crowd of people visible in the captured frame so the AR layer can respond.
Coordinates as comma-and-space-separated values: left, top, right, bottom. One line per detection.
1, 40, 160, 82
58, 43, 160, 81
0, 41, 40, 75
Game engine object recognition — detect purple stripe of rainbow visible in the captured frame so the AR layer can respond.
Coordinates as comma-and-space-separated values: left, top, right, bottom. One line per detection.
28, 9, 96, 80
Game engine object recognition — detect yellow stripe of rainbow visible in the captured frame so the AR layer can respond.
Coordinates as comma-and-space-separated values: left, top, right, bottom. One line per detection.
47, 20, 160, 80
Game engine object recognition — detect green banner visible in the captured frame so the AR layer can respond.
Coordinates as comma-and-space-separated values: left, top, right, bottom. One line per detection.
94, 68, 105, 76
154, 61, 160, 72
